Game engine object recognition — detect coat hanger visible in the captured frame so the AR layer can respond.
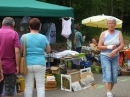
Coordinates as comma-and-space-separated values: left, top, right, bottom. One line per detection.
59, 17, 74, 20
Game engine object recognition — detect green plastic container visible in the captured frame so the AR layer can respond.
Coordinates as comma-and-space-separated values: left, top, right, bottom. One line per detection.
54, 74, 61, 86
77, 53, 86, 58
91, 65, 102, 74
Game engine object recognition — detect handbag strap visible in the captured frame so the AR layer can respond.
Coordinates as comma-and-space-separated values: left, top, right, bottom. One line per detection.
23, 34, 26, 57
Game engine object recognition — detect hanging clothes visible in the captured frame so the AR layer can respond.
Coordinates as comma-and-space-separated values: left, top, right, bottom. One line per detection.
42, 23, 56, 44
20, 16, 31, 24
66, 39, 72, 50
50, 23, 56, 44
61, 17, 72, 38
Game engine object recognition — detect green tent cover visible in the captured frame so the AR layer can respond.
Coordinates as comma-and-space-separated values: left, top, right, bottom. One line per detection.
0, 0, 74, 17
0, 0, 75, 49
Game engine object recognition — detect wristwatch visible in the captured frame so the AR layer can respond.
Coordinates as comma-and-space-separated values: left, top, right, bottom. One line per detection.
0, 70, 3, 74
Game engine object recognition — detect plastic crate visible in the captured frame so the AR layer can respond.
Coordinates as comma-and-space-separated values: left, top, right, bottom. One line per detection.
91, 65, 102, 74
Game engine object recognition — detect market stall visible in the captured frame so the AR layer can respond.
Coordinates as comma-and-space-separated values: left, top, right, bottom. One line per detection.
0, 0, 97, 93
0, 0, 73, 92
0, 0, 75, 49
120, 48, 130, 75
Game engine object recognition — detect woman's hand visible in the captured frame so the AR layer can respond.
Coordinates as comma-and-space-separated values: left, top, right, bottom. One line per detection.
109, 49, 117, 58
112, 45, 117, 50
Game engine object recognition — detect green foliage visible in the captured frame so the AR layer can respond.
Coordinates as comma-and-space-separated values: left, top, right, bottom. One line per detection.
38, 0, 130, 43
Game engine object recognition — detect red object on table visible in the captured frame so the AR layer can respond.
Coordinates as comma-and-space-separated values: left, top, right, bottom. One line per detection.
119, 51, 124, 67
124, 50, 130, 60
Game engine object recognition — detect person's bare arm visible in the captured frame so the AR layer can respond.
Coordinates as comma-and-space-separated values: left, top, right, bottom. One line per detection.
116, 31, 124, 52
98, 32, 107, 50
0, 59, 3, 82
46, 45, 51, 53
15, 47, 20, 74
0, 59, 2, 72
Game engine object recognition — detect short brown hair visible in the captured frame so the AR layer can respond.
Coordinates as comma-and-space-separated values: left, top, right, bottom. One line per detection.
74, 24, 80, 31
29, 18, 40, 30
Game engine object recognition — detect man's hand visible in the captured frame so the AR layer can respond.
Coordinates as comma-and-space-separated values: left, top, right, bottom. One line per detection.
15, 66, 19, 74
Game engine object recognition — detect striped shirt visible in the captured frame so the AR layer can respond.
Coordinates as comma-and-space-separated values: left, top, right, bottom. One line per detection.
101, 30, 120, 57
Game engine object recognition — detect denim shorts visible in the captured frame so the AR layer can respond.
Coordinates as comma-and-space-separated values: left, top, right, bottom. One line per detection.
100, 54, 119, 84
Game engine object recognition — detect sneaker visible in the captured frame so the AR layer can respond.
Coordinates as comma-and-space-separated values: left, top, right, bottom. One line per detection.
107, 94, 113, 97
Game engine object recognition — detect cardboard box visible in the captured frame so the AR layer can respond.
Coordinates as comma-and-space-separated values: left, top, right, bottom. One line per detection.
61, 68, 96, 92
46, 80, 56, 85
61, 70, 81, 92
45, 81, 57, 88
51, 66, 67, 74
80, 67, 91, 74
71, 81, 82, 91
46, 76, 55, 81
80, 72, 96, 88
45, 87, 57, 90
67, 70, 80, 83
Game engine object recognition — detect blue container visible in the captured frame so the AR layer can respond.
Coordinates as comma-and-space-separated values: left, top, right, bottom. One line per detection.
84, 61, 92, 68
80, 61, 92, 68
86, 54, 93, 60
80, 61, 86, 67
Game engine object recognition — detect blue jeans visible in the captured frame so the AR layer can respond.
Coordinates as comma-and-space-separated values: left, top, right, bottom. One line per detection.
100, 54, 119, 84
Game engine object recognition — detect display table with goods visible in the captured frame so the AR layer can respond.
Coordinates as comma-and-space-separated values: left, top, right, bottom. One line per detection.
82, 46, 102, 74
119, 49, 130, 76
45, 50, 97, 91
15, 50, 97, 93
46, 50, 86, 68
115, 46, 130, 76
47, 50, 86, 88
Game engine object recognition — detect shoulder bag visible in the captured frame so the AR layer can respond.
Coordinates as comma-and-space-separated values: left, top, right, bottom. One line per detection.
19, 34, 27, 76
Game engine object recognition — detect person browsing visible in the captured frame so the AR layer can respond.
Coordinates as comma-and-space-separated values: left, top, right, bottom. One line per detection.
0, 17, 21, 97
20, 18, 51, 97
74, 24, 86, 53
